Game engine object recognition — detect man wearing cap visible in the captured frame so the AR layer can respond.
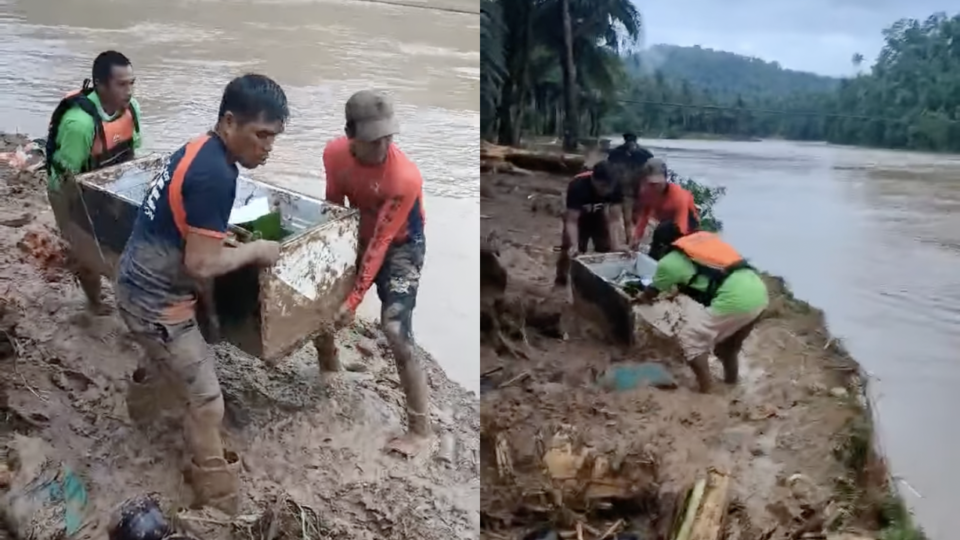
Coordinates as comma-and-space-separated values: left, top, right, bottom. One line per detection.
321, 90, 430, 456
630, 157, 700, 250
555, 160, 625, 286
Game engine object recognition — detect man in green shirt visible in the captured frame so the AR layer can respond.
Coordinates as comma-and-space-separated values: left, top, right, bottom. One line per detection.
45, 50, 142, 315
636, 221, 768, 393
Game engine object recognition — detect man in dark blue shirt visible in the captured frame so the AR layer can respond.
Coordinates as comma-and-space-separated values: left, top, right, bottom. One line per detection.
115, 74, 289, 514
607, 132, 654, 233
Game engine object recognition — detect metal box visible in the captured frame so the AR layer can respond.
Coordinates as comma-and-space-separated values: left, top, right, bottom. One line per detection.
61, 155, 360, 362
571, 251, 691, 346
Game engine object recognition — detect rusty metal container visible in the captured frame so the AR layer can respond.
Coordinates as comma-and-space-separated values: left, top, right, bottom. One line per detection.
60, 155, 359, 362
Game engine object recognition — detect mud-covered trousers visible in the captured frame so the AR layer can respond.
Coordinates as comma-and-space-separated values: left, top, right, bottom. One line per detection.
46, 184, 105, 308
117, 307, 225, 465
376, 238, 429, 435
374, 238, 426, 340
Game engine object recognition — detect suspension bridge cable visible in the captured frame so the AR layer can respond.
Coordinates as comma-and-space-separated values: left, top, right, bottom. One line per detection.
613, 97, 960, 124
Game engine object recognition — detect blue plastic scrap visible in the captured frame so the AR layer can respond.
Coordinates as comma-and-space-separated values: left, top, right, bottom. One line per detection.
35, 465, 89, 535
599, 362, 678, 391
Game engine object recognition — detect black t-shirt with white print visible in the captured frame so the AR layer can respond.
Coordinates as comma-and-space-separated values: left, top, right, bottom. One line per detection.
565, 173, 624, 218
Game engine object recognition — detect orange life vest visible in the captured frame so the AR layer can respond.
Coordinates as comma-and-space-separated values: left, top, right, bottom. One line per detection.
45, 82, 139, 175
670, 231, 752, 306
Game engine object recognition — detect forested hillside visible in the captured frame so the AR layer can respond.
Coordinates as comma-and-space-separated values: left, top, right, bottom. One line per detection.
481, 4, 960, 153
627, 44, 839, 102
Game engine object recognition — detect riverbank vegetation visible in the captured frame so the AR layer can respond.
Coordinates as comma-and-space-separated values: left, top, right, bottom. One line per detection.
481, 3, 960, 152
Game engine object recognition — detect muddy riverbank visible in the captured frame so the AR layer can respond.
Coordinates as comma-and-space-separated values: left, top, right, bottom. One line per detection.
0, 0, 480, 392
478, 163, 922, 539
0, 133, 479, 539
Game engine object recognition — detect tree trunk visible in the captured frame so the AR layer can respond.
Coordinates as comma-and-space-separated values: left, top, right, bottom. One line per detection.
496, 79, 517, 146
559, 0, 579, 152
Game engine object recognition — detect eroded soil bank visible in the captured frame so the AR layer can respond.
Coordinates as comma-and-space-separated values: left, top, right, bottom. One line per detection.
0, 133, 479, 540
479, 163, 921, 539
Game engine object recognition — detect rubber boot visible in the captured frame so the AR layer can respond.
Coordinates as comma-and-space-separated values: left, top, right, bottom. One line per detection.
689, 354, 713, 394
184, 397, 238, 513
189, 451, 241, 515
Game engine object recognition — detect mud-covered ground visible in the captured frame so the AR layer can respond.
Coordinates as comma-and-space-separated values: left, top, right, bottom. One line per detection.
480, 168, 895, 539
0, 133, 479, 540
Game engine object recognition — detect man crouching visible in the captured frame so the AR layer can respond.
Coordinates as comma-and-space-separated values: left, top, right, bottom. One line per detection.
635, 221, 768, 393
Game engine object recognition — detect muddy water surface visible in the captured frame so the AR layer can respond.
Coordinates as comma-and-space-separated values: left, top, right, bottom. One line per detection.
0, 0, 479, 391
641, 137, 960, 539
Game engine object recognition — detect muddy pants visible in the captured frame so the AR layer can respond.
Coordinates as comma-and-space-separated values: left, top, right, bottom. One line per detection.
679, 307, 765, 382
47, 185, 104, 305
118, 308, 224, 458
555, 214, 611, 286
374, 239, 426, 340
377, 239, 430, 436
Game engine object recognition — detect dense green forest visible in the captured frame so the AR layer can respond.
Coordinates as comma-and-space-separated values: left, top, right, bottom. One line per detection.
481, 5, 960, 152
629, 44, 839, 101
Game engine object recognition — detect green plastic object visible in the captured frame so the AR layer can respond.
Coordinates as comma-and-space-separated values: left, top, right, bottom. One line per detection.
238, 211, 292, 242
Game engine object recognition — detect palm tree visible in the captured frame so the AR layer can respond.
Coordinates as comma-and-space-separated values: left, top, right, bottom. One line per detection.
536, 0, 643, 149
559, 0, 578, 150
851, 52, 864, 69
481, 0, 505, 140
481, 0, 642, 147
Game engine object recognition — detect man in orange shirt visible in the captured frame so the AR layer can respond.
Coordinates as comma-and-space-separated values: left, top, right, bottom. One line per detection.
322, 90, 430, 456
630, 157, 701, 250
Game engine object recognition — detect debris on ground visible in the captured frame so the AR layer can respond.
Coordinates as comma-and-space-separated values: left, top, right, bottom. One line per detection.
480, 167, 905, 540
0, 132, 479, 540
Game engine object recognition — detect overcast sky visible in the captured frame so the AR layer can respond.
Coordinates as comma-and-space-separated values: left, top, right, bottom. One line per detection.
640, 1, 958, 77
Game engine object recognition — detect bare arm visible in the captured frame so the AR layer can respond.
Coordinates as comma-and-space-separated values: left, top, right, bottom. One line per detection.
563, 209, 580, 253
184, 234, 275, 279
635, 285, 660, 305
607, 204, 624, 250
323, 150, 346, 205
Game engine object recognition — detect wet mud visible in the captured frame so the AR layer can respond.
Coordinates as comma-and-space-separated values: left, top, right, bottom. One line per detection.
480, 169, 896, 539
0, 134, 479, 540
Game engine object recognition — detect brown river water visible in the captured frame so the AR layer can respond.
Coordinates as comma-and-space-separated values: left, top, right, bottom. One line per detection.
643, 137, 960, 539
0, 0, 479, 390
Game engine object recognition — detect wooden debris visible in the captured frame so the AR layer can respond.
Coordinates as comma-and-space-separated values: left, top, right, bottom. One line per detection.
598, 519, 624, 539
481, 141, 588, 175
540, 434, 648, 506
495, 432, 514, 479
498, 371, 530, 388
674, 469, 731, 540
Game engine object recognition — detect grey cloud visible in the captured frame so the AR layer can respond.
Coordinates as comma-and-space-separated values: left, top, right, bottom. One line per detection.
639, 0, 958, 76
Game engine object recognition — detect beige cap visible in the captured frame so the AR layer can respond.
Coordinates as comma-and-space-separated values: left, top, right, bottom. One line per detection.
641, 157, 668, 183
345, 90, 400, 142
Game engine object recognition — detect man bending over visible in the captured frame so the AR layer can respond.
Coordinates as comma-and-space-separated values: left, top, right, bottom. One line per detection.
636, 221, 768, 393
